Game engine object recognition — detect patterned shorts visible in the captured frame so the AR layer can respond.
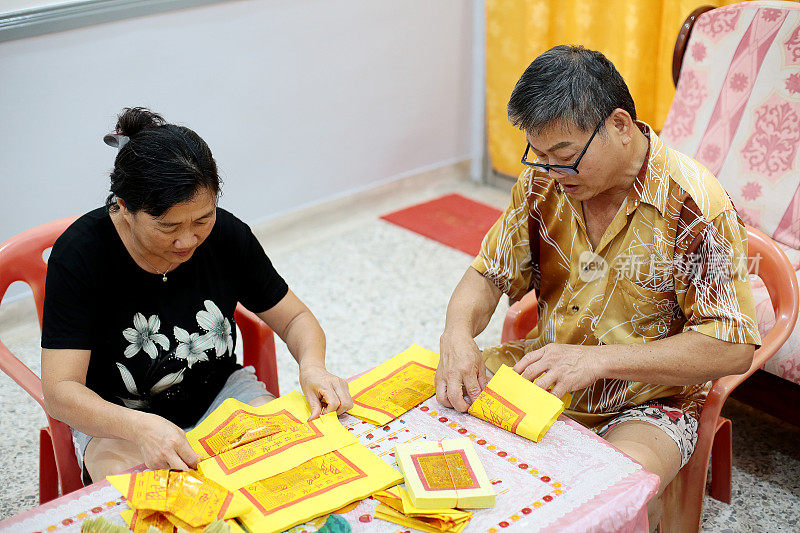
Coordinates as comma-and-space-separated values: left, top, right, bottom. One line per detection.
595, 402, 699, 468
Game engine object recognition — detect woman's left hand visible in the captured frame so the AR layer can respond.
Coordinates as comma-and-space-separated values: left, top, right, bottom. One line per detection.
299, 363, 354, 420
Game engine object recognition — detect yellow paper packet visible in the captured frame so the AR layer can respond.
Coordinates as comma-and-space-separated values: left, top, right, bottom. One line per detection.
373, 486, 472, 528
120, 511, 240, 533
348, 344, 439, 425
374, 504, 471, 533
237, 442, 403, 533
186, 390, 312, 459
468, 364, 571, 442
395, 438, 494, 509
119, 509, 174, 533
108, 470, 252, 525
196, 411, 359, 491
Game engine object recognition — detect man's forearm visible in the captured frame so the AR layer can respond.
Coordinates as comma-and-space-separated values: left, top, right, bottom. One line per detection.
443, 267, 503, 339
597, 331, 755, 386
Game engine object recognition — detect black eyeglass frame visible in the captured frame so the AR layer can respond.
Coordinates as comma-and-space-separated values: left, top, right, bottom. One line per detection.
521, 120, 604, 175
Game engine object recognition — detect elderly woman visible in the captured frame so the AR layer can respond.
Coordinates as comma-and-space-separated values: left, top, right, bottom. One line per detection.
41, 107, 352, 484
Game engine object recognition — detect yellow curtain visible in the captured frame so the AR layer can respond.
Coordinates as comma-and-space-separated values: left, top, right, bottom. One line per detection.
486, 0, 770, 178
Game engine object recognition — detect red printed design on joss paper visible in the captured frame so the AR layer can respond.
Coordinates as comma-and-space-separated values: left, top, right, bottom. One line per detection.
741, 96, 800, 182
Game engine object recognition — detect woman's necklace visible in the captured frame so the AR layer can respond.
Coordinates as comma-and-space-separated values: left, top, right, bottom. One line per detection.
132, 238, 173, 282
140, 254, 173, 282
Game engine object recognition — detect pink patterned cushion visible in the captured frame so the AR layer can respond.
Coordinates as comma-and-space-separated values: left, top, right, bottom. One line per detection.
751, 243, 800, 384
661, 1, 800, 251
661, 1, 800, 383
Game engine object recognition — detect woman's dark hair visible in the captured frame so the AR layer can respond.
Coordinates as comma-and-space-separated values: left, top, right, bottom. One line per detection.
507, 45, 637, 135
105, 107, 221, 217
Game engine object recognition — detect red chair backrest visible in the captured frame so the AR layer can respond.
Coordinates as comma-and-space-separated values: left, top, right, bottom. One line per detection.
0, 216, 78, 330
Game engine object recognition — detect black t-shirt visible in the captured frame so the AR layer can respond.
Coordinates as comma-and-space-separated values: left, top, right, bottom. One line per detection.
41, 207, 289, 428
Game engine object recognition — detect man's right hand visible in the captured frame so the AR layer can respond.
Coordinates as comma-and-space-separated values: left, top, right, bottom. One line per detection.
133, 412, 201, 471
435, 331, 488, 413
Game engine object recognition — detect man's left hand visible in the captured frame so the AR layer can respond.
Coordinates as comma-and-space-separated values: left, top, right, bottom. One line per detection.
512, 343, 603, 398
299, 364, 354, 420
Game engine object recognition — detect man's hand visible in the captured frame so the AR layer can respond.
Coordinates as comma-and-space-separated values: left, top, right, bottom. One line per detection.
436, 331, 488, 413
133, 412, 201, 471
512, 343, 603, 398
299, 363, 353, 420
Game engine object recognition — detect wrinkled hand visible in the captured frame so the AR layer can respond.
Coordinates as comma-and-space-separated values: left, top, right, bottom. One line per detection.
133, 412, 201, 471
299, 364, 353, 420
435, 331, 488, 413
512, 343, 602, 399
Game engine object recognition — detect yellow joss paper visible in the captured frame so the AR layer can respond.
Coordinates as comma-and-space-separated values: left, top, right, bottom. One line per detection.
468, 364, 571, 442
196, 412, 359, 491
373, 486, 472, 532
395, 438, 495, 510
120, 511, 239, 533
237, 443, 403, 533
186, 390, 312, 459
348, 343, 440, 425
108, 470, 252, 526
374, 504, 471, 533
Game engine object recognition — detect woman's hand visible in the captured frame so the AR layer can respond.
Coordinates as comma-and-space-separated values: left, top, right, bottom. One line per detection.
132, 412, 201, 471
299, 363, 354, 420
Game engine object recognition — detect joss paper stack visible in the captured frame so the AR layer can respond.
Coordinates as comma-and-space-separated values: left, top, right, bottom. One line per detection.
183, 390, 402, 533
468, 364, 571, 442
395, 438, 495, 510
106, 469, 251, 533
348, 343, 440, 425
373, 486, 472, 533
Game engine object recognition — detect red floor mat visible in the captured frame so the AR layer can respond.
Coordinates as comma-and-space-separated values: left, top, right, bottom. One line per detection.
380, 193, 503, 256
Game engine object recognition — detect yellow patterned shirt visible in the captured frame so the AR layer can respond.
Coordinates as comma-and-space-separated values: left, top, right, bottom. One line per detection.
473, 123, 761, 428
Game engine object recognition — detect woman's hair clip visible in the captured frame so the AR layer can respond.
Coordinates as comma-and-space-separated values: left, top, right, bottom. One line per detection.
103, 134, 130, 150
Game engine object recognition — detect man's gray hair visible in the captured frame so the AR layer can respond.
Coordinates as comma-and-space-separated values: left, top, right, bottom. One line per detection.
507, 45, 637, 135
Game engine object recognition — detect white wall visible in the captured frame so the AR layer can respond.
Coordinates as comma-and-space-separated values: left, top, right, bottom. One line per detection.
0, 0, 475, 297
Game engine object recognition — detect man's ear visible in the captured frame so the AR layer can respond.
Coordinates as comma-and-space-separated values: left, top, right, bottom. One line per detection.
609, 108, 635, 146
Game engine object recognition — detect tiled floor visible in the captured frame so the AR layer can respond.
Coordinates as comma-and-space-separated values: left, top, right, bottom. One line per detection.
0, 165, 798, 530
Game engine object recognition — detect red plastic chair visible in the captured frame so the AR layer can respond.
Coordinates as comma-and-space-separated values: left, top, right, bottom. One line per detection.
501, 226, 799, 533
0, 216, 280, 504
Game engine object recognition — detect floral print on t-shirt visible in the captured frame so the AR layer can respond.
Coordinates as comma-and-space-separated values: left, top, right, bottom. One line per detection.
116, 299, 234, 409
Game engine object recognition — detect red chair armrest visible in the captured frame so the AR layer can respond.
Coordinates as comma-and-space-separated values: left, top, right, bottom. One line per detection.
235, 304, 279, 397
501, 291, 539, 343
708, 226, 799, 402
0, 339, 45, 410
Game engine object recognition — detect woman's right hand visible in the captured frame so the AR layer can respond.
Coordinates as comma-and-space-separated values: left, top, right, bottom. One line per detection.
132, 412, 201, 471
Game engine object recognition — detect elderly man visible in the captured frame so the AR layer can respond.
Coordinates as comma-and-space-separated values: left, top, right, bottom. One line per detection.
435, 45, 760, 528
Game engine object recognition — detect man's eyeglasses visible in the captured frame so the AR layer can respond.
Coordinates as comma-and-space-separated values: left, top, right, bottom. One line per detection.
521, 120, 604, 175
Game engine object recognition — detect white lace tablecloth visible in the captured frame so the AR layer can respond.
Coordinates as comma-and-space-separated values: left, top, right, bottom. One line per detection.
0, 398, 659, 533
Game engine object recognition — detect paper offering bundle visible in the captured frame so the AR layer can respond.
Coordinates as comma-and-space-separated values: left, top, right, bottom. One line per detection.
185, 391, 359, 491
347, 343, 440, 425
468, 364, 571, 442
373, 485, 472, 533
106, 469, 253, 532
395, 438, 495, 510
